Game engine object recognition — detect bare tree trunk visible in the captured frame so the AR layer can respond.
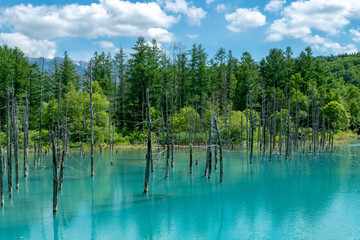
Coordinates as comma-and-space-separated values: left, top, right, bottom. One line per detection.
321, 107, 326, 150
189, 145, 193, 174
249, 90, 254, 164
15, 113, 19, 190
205, 100, 212, 178
24, 94, 29, 177
214, 130, 218, 170
261, 79, 265, 155
51, 131, 58, 213
8, 86, 13, 198
165, 93, 170, 178
185, 104, 188, 146
240, 114, 243, 149
38, 58, 44, 167
331, 121, 335, 152
178, 96, 182, 148
213, 116, 223, 182
272, 85, 276, 154
90, 61, 94, 177
312, 86, 316, 156
227, 104, 231, 149
59, 92, 69, 190
295, 90, 299, 151
0, 114, 4, 206
109, 105, 112, 149
246, 97, 249, 155
161, 107, 165, 153
269, 117, 273, 162
171, 87, 175, 168
144, 89, 152, 193
286, 82, 291, 160
34, 134, 37, 168
194, 103, 198, 146
279, 93, 283, 155
81, 100, 86, 156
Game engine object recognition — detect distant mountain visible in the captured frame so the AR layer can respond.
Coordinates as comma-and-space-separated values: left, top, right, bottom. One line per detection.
28, 57, 89, 75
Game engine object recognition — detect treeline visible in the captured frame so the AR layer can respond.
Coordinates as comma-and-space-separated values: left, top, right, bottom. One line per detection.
0, 37, 359, 148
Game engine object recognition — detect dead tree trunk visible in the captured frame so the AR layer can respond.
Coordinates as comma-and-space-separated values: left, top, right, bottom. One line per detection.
249, 89, 254, 164
272, 85, 276, 154
205, 100, 212, 178
170, 89, 175, 168
24, 94, 29, 177
0, 114, 4, 206
59, 92, 69, 191
90, 61, 94, 177
34, 134, 37, 167
279, 93, 283, 155
15, 113, 19, 190
8, 86, 13, 198
214, 131, 218, 170
213, 116, 223, 182
189, 145, 193, 174
331, 121, 335, 152
144, 89, 152, 194
78, 98, 82, 152
161, 107, 165, 153
295, 90, 299, 151
165, 94, 170, 178
51, 131, 58, 213
6, 87, 11, 189
38, 59, 44, 166
286, 82, 292, 160
81, 100, 86, 156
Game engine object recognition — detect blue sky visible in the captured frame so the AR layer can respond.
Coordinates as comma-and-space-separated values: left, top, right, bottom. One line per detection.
0, 0, 359, 61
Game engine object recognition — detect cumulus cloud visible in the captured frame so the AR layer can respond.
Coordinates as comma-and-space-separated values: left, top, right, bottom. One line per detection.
216, 4, 227, 13
164, 0, 207, 26
266, 0, 360, 41
265, 0, 286, 13
0, 0, 177, 42
0, 32, 57, 58
95, 41, 116, 49
266, 0, 360, 54
350, 28, 360, 42
303, 35, 357, 54
187, 34, 199, 39
225, 8, 266, 32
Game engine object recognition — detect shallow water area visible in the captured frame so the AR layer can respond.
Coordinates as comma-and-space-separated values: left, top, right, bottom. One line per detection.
1, 143, 360, 239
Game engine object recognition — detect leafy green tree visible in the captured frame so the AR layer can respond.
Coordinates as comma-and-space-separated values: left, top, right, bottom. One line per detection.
234, 52, 259, 110
60, 51, 79, 92
322, 101, 350, 130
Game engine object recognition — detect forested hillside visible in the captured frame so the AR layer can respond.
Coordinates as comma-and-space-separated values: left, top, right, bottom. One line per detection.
0, 37, 359, 148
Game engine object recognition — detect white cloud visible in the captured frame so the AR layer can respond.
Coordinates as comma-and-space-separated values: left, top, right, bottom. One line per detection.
0, 0, 178, 42
350, 28, 360, 42
265, 0, 360, 54
187, 34, 199, 39
302, 34, 357, 54
206, 0, 216, 4
265, 0, 286, 13
0, 32, 57, 58
216, 4, 227, 13
164, 0, 207, 26
266, 0, 360, 41
95, 40, 115, 49
147, 28, 176, 42
225, 8, 266, 32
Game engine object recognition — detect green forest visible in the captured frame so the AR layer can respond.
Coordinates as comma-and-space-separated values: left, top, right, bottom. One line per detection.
1, 37, 360, 149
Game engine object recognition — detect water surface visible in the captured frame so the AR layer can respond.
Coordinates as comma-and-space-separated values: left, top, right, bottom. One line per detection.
1, 143, 360, 239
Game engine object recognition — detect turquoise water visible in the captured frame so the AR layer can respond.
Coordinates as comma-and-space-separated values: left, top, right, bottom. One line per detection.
1, 143, 360, 239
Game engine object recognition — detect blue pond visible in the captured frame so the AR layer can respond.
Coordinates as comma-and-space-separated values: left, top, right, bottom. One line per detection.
1, 143, 360, 239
